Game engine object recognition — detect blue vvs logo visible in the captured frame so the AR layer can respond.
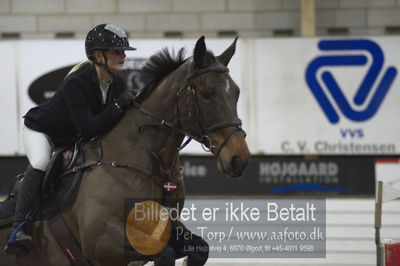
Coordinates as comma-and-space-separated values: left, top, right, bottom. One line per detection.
305, 39, 397, 124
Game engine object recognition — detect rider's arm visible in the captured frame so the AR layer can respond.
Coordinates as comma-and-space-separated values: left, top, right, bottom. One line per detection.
62, 78, 124, 140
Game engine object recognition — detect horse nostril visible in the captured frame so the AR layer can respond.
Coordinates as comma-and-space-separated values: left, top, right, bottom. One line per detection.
231, 155, 241, 172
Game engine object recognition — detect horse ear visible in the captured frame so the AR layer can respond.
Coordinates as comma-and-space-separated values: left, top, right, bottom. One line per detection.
217, 36, 238, 66
193, 36, 206, 66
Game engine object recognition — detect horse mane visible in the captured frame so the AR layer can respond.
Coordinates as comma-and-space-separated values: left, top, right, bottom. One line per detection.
137, 48, 187, 101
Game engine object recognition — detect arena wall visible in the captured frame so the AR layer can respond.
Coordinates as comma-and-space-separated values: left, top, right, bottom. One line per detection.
1, 0, 400, 39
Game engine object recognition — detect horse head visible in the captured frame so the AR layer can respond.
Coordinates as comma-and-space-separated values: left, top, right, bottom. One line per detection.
177, 36, 250, 178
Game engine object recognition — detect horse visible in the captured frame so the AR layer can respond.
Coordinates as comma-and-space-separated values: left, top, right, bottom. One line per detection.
0, 36, 250, 266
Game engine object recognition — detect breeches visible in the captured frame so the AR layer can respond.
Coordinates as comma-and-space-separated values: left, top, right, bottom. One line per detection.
22, 125, 53, 171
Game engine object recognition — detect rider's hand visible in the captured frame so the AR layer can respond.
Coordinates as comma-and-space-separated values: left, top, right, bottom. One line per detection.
116, 89, 135, 111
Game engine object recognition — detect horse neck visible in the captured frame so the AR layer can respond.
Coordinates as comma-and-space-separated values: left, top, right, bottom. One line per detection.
100, 66, 189, 174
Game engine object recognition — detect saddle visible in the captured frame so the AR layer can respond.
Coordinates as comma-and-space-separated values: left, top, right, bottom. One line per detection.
0, 139, 88, 227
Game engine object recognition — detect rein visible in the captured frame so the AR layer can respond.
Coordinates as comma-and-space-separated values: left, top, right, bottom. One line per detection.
63, 65, 244, 202
62, 138, 182, 189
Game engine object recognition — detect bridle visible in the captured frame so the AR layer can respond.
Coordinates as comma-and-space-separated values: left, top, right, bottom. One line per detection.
176, 64, 245, 157
135, 63, 245, 158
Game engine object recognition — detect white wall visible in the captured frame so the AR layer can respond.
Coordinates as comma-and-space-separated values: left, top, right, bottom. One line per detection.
3, 36, 400, 156
0, 41, 18, 155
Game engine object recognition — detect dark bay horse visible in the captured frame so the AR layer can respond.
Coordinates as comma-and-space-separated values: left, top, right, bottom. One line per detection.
0, 36, 250, 266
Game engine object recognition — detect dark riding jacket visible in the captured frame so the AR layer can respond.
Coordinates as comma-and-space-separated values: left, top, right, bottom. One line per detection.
24, 63, 125, 147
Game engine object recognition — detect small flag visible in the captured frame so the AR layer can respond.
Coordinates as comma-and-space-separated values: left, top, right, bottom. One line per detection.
163, 182, 177, 192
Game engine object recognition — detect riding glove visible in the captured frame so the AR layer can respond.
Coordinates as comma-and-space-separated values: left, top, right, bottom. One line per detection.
116, 89, 135, 111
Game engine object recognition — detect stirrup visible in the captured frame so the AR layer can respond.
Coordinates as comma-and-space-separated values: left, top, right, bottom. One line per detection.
7, 221, 27, 243
7, 221, 32, 246
4, 221, 32, 255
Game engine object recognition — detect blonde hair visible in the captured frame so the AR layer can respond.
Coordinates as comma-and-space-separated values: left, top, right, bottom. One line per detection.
66, 60, 91, 77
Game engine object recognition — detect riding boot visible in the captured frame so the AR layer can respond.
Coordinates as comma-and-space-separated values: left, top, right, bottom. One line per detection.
5, 165, 45, 251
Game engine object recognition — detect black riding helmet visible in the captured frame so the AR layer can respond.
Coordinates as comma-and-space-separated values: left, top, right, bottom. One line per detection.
85, 23, 136, 66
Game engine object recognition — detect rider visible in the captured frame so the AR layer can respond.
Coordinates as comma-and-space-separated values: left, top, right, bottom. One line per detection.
5, 23, 136, 252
